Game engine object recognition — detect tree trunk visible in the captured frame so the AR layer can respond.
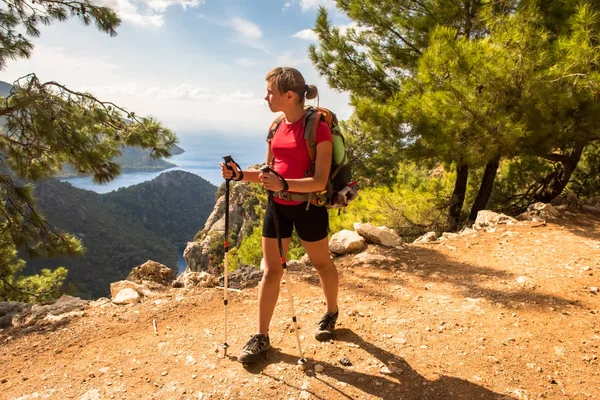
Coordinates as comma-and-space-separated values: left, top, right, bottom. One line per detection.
448, 163, 469, 231
469, 153, 501, 221
534, 143, 585, 203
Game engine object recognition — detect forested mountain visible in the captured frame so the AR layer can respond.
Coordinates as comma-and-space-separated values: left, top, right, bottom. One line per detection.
23, 171, 216, 299
24, 180, 177, 299
103, 171, 217, 246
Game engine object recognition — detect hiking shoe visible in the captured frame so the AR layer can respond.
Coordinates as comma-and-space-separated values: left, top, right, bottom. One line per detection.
238, 333, 271, 364
314, 310, 339, 341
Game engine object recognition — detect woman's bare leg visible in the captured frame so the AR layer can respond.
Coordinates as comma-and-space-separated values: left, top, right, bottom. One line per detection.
258, 236, 291, 335
301, 237, 338, 313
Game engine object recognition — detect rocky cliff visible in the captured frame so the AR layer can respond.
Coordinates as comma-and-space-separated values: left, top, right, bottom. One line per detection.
184, 182, 262, 274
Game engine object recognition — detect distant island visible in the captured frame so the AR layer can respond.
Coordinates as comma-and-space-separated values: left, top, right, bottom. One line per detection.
56, 144, 186, 178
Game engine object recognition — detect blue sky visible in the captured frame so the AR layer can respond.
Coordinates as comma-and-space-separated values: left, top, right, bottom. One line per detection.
3, 0, 353, 136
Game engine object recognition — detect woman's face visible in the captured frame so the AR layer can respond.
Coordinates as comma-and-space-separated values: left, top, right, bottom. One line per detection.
264, 80, 288, 112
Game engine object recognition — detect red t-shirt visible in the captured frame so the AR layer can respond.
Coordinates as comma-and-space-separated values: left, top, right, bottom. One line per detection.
269, 114, 332, 205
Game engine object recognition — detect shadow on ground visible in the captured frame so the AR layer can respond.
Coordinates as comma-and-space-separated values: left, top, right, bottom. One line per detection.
243, 329, 513, 400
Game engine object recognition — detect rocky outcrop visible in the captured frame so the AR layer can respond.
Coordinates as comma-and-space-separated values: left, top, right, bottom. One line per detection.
112, 288, 140, 305
176, 271, 220, 288
184, 183, 258, 273
474, 210, 517, 229
0, 301, 28, 328
10, 295, 89, 328
127, 260, 175, 286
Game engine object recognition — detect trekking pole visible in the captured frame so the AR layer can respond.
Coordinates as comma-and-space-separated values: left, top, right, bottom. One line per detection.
259, 165, 307, 365
220, 154, 237, 357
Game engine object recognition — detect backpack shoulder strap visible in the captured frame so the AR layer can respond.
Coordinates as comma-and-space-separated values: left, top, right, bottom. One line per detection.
267, 114, 285, 142
267, 114, 285, 168
302, 108, 320, 162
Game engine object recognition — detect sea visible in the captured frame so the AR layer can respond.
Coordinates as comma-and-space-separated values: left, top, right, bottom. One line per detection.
61, 132, 266, 275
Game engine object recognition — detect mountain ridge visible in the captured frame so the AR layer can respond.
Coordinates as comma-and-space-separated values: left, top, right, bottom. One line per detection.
24, 170, 217, 299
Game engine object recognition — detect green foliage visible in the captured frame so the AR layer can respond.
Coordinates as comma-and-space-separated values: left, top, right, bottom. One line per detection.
466, 157, 552, 214
330, 163, 454, 238
9, 267, 68, 303
0, 0, 180, 302
569, 142, 600, 198
206, 231, 225, 269
311, 1, 600, 223
232, 225, 263, 269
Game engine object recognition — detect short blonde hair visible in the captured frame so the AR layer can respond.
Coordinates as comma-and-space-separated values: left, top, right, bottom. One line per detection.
265, 67, 318, 102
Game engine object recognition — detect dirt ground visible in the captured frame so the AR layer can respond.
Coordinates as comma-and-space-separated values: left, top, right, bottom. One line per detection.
1, 211, 599, 400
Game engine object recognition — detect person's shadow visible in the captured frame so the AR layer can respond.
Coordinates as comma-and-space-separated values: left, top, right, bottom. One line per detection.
242, 328, 513, 400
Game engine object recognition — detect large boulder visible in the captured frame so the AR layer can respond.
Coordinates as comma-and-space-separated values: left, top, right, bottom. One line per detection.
329, 230, 366, 255
0, 301, 29, 328
353, 222, 403, 247
518, 202, 562, 222
12, 295, 89, 327
127, 260, 175, 286
178, 271, 220, 288
227, 265, 264, 289
110, 280, 154, 298
413, 232, 438, 244
112, 288, 140, 305
474, 210, 517, 229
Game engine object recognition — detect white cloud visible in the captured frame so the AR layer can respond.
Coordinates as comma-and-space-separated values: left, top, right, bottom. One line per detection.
229, 17, 262, 41
199, 15, 269, 53
235, 58, 256, 68
5, 45, 121, 84
96, 0, 203, 27
78, 83, 212, 102
146, 0, 202, 12
293, 29, 318, 41
218, 90, 263, 105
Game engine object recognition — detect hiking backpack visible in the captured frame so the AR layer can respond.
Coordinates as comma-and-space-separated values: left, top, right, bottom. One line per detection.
267, 106, 358, 208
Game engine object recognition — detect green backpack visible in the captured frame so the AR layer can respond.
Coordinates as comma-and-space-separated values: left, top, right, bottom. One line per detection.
267, 106, 358, 208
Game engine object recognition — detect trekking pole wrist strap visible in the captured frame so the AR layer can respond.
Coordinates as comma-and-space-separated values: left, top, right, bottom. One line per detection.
233, 170, 244, 181
230, 159, 243, 181
269, 169, 289, 191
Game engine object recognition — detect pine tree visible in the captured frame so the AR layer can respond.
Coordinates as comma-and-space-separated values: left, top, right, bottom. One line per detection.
0, 1, 178, 302
310, 1, 600, 228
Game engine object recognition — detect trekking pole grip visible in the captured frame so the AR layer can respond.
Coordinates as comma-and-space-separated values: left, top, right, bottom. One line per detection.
259, 165, 288, 192
223, 155, 243, 182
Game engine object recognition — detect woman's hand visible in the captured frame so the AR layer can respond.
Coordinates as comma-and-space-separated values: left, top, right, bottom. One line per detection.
220, 161, 239, 180
259, 171, 284, 192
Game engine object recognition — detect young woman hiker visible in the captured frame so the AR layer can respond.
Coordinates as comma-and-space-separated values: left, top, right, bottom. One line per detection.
220, 67, 339, 364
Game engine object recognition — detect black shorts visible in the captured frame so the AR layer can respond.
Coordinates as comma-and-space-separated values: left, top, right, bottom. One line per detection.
263, 201, 329, 242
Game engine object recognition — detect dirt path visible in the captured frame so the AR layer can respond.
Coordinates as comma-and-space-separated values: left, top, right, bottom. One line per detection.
1, 212, 599, 400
